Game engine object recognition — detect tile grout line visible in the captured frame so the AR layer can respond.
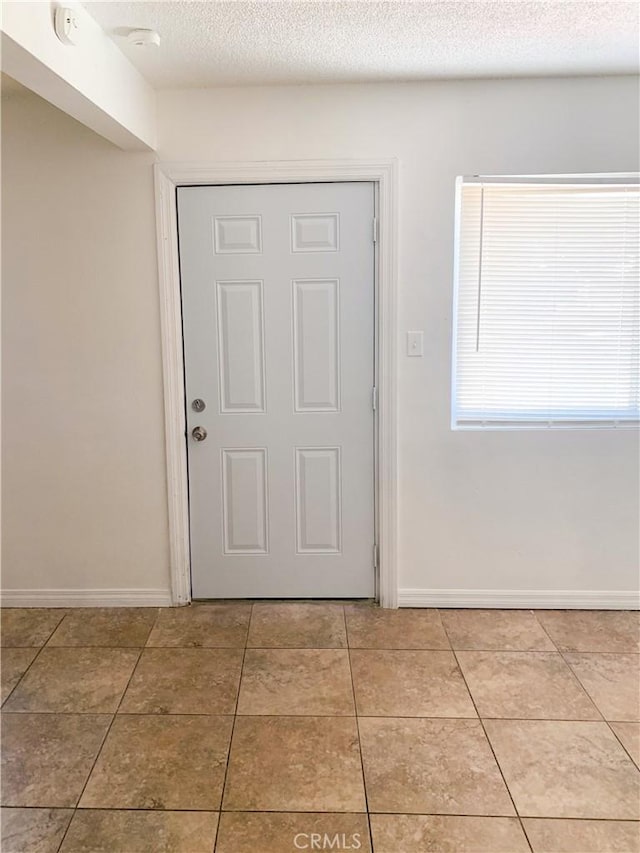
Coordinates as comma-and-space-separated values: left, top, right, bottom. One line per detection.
337, 811, 640, 822
0, 611, 68, 709
3, 804, 640, 821
3, 709, 622, 723
447, 644, 534, 853
344, 606, 375, 853
51, 612, 162, 853
531, 612, 567, 655
213, 603, 253, 853
1, 645, 50, 710
555, 650, 609, 722
438, 648, 640, 656
604, 720, 640, 770
5, 642, 639, 653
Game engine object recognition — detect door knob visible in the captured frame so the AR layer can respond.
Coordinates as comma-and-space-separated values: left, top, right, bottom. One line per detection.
192, 426, 208, 442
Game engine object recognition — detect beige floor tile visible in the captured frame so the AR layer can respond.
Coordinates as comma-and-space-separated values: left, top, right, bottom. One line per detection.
351, 649, 476, 717
536, 610, 640, 653
457, 651, 600, 720
610, 721, 640, 767
484, 719, 640, 819
523, 818, 640, 852
563, 653, 640, 721
1, 713, 111, 807
1, 610, 66, 648
147, 604, 250, 648
223, 715, 365, 811
441, 610, 555, 651
47, 608, 157, 647
0, 807, 73, 853
59, 810, 219, 853
359, 717, 514, 815
237, 649, 354, 715
370, 814, 530, 853
120, 647, 243, 714
3, 648, 139, 713
216, 812, 371, 853
80, 714, 233, 810
1, 648, 38, 704
345, 606, 449, 649
248, 604, 346, 648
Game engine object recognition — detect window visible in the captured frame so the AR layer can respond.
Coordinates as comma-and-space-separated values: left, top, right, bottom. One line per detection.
452, 177, 640, 429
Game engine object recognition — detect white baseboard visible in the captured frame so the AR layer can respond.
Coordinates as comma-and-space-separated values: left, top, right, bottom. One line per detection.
398, 588, 640, 609
0, 588, 174, 607
3, 587, 637, 610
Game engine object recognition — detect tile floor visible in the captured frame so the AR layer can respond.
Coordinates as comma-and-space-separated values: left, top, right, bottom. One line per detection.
0, 603, 639, 852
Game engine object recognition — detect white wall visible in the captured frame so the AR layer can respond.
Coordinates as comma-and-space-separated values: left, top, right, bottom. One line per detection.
2, 75, 638, 605
158, 76, 639, 602
2, 88, 170, 603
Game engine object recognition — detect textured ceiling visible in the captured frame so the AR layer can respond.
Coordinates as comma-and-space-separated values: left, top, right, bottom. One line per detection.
86, 1, 639, 89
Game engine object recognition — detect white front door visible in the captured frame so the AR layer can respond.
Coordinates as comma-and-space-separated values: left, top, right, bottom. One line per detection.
178, 182, 375, 598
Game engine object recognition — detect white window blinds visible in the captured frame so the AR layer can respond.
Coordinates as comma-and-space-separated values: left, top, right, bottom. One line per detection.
452, 179, 640, 428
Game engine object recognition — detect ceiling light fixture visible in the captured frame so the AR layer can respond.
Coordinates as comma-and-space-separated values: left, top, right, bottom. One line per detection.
127, 29, 161, 48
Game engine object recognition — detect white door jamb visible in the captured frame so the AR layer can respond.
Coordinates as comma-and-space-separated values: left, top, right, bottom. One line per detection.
154, 159, 399, 607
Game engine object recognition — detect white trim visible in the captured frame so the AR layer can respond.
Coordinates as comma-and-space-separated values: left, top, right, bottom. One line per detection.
154, 159, 399, 607
154, 167, 192, 605
398, 588, 640, 610
464, 173, 640, 183
0, 589, 173, 608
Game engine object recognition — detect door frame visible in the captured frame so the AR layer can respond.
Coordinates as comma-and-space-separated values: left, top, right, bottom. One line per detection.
154, 159, 399, 607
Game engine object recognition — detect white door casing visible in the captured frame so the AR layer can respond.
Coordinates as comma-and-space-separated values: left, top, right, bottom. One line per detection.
178, 182, 375, 598
153, 159, 398, 607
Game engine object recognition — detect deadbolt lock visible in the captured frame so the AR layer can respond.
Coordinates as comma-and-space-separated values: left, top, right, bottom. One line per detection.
192, 426, 208, 442
192, 398, 206, 412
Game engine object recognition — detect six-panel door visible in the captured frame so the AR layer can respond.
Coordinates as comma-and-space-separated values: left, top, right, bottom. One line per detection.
178, 182, 375, 598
